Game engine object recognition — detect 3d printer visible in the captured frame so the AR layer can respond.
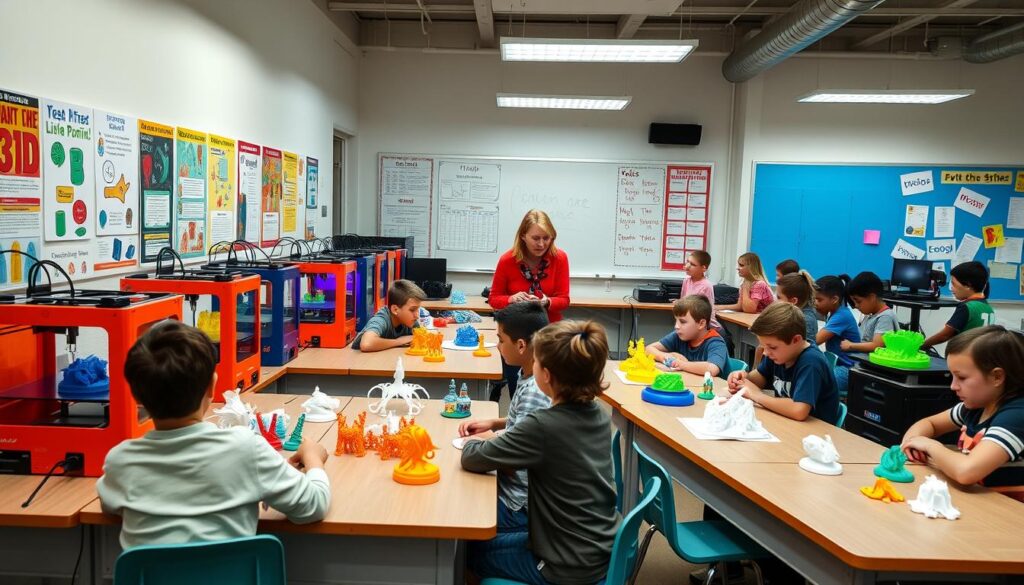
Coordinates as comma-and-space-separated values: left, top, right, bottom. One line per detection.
315, 247, 375, 330
277, 241, 357, 348
0, 256, 183, 476
121, 248, 261, 401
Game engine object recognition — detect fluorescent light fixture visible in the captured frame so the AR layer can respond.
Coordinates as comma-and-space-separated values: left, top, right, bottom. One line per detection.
798, 89, 975, 104
500, 37, 697, 63
496, 93, 631, 110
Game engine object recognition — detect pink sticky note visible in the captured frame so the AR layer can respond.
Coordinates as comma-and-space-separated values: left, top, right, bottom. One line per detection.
864, 230, 881, 245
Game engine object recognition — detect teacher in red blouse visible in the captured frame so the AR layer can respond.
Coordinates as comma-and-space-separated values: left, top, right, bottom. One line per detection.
487, 209, 571, 400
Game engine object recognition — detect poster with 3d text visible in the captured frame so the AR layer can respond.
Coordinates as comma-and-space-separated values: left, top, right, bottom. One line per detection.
41, 99, 94, 241
175, 126, 207, 258
94, 110, 139, 237
0, 89, 42, 289
260, 146, 282, 247
138, 119, 173, 263
237, 141, 261, 242
207, 134, 236, 245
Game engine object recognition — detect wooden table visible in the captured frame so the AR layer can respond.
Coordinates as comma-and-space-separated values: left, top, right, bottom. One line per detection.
86, 396, 498, 585
602, 361, 1024, 583
422, 295, 492, 313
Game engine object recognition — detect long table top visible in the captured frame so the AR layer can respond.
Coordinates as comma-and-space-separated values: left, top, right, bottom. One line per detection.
716, 309, 758, 329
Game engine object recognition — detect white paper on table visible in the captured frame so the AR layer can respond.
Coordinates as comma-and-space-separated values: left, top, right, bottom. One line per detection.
1009, 198, 1024, 230
904, 205, 929, 238
953, 233, 983, 267
934, 207, 955, 238
926, 239, 956, 261
891, 238, 927, 260
954, 187, 990, 217
678, 418, 780, 442
613, 369, 653, 387
995, 237, 1024, 264
988, 261, 1018, 280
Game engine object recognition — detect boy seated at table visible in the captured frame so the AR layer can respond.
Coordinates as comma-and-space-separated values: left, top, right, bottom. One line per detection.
727, 302, 840, 424
97, 320, 331, 549
646, 294, 728, 377
352, 279, 426, 352
457, 301, 550, 532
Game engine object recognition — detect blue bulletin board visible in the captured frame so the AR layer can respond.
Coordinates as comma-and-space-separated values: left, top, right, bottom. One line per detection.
750, 163, 1024, 302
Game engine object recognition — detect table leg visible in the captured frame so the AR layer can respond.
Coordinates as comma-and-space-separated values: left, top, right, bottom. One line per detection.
612, 409, 640, 512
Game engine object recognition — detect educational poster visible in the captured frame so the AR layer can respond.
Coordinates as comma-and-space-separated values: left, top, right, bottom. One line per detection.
903, 204, 928, 238
45, 240, 94, 282
282, 151, 298, 235
660, 165, 711, 270
41, 99, 94, 241
613, 165, 664, 268
0, 237, 40, 288
379, 155, 432, 257
0, 89, 42, 249
260, 146, 282, 247
93, 110, 139, 236
94, 235, 137, 272
436, 160, 500, 253
237, 141, 260, 242
138, 119, 173, 263
207, 134, 236, 246
174, 127, 207, 258
306, 156, 318, 209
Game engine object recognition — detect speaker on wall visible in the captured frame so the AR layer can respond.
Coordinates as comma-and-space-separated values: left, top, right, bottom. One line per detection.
648, 123, 702, 146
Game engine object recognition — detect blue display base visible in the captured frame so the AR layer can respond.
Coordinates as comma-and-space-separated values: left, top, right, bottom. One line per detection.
57, 380, 110, 400
641, 387, 694, 407
441, 410, 471, 418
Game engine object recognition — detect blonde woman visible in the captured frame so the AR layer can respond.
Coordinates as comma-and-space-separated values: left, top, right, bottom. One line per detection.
718, 252, 773, 313
487, 209, 571, 401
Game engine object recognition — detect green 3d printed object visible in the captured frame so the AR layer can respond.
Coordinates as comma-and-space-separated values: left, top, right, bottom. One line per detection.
874, 445, 914, 483
869, 330, 930, 370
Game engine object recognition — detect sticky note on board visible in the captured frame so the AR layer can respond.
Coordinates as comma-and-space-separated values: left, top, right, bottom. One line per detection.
863, 230, 881, 245
1016, 171, 1024, 193
983, 224, 1005, 249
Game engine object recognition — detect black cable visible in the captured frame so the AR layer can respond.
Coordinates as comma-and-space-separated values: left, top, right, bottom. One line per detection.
27, 259, 75, 299
70, 524, 84, 585
21, 459, 67, 508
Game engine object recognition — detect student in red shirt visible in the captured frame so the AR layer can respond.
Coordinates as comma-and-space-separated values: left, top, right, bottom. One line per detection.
488, 209, 571, 401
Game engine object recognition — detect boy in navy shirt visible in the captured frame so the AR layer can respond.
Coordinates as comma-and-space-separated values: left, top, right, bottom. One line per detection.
727, 302, 839, 424
647, 295, 728, 377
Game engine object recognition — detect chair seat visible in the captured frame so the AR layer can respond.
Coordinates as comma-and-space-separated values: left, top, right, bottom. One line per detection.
671, 521, 770, 564
481, 579, 528, 585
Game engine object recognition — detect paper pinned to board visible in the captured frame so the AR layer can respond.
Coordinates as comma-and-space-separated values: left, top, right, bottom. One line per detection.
904, 205, 929, 238
995, 237, 1024, 264
1008, 197, 1024, 229
954, 187, 990, 217
891, 238, 926, 260
934, 207, 955, 238
926, 239, 955, 261
952, 233, 982, 267
988, 261, 1018, 280
983, 224, 1006, 248
900, 170, 935, 196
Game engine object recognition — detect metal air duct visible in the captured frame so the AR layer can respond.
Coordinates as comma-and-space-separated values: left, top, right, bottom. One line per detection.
963, 22, 1024, 63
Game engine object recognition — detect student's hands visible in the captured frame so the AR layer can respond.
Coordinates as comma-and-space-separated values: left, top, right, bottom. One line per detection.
666, 354, 688, 371
396, 335, 413, 347
840, 339, 853, 351
727, 370, 748, 393
291, 438, 328, 470
459, 419, 495, 437
901, 436, 937, 464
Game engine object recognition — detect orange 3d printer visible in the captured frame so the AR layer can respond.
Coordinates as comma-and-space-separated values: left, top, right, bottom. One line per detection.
274, 238, 357, 348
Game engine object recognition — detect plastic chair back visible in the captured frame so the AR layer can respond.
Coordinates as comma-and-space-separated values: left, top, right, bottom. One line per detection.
612, 429, 624, 513
604, 477, 662, 585
836, 402, 848, 428
113, 535, 285, 585
721, 357, 747, 380
824, 351, 839, 370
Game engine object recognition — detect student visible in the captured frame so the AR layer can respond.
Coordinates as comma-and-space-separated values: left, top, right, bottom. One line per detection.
718, 252, 773, 314
901, 325, 1024, 502
814, 274, 860, 397
775, 258, 800, 282
97, 321, 330, 549
457, 302, 550, 532
776, 271, 819, 342
646, 295, 728, 377
681, 250, 720, 329
351, 279, 426, 351
462, 320, 619, 585
922, 261, 995, 351
840, 271, 900, 354
728, 302, 840, 425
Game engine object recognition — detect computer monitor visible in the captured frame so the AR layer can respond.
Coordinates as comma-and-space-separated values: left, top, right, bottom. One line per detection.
405, 258, 447, 286
891, 259, 932, 292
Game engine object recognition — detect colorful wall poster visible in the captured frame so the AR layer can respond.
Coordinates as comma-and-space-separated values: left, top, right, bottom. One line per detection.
44, 240, 94, 282
41, 99, 94, 241
174, 126, 207, 258
207, 134, 236, 246
237, 141, 261, 242
0, 89, 42, 250
260, 146, 282, 247
139, 119, 173, 263
305, 208, 316, 239
94, 110, 139, 236
0, 237, 40, 289
95, 235, 138, 272
282, 151, 298, 235
306, 156, 318, 209
660, 165, 711, 270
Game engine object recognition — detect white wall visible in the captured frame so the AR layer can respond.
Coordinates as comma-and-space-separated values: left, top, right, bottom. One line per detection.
0, 0, 361, 357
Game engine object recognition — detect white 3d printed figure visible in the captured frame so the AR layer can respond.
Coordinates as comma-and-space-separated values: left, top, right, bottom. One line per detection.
213, 390, 254, 428
302, 386, 341, 423
798, 434, 843, 475
702, 390, 770, 439
909, 475, 962, 520
367, 358, 430, 417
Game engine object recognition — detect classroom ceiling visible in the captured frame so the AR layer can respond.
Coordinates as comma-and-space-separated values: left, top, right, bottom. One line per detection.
328, 0, 1024, 61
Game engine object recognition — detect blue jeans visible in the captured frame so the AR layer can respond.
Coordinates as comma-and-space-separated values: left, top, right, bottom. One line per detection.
498, 499, 528, 533
467, 530, 549, 585
834, 365, 849, 400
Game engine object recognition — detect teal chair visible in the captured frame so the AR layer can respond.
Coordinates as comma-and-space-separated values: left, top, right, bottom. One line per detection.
836, 402, 848, 428
482, 477, 663, 585
634, 444, 768, 585
824, 351, 839, 370
720, 357, 747, 380
612, 429, 624, 513
114, 535, 285, 585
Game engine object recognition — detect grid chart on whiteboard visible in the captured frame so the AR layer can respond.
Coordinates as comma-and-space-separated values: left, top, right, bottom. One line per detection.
661, 165, 711, 271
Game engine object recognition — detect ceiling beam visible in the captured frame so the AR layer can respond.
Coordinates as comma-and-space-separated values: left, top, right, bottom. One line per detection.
473, 0, 495, 47
616, 14, 646, 39
853, 0, 980, 50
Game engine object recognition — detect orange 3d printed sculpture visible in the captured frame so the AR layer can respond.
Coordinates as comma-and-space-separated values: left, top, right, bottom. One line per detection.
392, 423, 440, 485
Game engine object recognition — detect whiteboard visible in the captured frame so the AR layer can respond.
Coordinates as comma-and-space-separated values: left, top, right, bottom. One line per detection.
377, 153, 715, 279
